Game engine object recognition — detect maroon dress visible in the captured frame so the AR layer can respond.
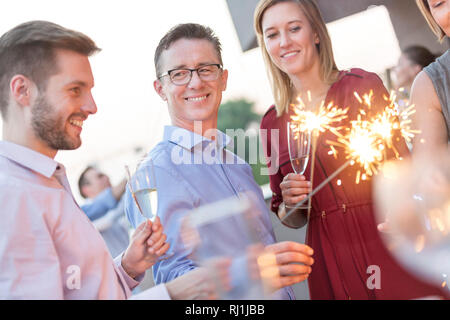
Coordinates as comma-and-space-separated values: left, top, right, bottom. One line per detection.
261, 68, 445, 299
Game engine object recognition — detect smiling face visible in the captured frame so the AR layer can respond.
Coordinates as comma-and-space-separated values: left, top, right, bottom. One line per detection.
428, 0, 450, 36
154, 38, 228, 133
261, 1, 320, 78
31, 48, 97, 152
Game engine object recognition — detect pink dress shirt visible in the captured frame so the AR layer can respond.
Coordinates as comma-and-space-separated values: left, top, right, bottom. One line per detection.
0, 140, 169, 300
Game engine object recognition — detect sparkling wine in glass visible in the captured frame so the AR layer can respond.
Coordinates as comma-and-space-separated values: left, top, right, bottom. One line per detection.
287, 121, 311, 209
125, 158, 173, 260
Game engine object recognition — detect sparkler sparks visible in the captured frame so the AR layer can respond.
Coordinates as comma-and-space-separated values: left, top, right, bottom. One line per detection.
324, 90, 420, 184
290, 96, 348, 136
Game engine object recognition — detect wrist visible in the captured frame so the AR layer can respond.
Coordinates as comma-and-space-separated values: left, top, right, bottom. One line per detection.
278, 202, 307, 229
121, 252, 139, 279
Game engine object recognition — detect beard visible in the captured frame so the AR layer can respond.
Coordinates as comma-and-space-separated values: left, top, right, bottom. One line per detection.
31, 94, 82, 151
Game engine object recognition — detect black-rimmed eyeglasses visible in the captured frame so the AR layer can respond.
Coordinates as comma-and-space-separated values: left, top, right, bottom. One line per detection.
158, 63, 222, 86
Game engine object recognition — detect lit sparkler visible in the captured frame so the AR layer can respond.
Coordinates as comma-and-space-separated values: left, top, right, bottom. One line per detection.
290, 96, 348, 135
282, 89, 420, 223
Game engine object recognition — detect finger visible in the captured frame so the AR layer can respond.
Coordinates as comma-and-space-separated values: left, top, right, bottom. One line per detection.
280, 180, 311, 190
283, 173, 306, 182
281, 187, 311, 198
147, 226, 163, 246
134, 220, 152, 244
284, 195, 308, 207
278, 264, 312, 276
276, 252, 314, 266
266, 241, 314, 256
154, 242, 170, 256
148, 234, 167, 253
152, 216, 162, 232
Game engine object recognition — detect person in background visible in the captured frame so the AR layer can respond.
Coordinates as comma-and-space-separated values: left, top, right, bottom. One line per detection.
78, 166, 130, 258
393, 45, 437, 102
254, 0, 446, 299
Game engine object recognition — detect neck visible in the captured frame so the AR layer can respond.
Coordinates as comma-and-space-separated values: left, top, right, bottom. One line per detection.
3, 122, 57, 159
172, 118, 218, 139
290, 63, 330, 100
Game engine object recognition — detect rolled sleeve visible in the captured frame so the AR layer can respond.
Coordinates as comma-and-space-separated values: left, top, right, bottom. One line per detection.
114, 253, 145, 291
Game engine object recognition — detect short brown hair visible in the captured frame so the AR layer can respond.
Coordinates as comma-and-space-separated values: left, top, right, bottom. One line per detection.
154, 23, 223, 78
0, 20, 101, 120
254, 0, 338, 116
416, 0, 446, 42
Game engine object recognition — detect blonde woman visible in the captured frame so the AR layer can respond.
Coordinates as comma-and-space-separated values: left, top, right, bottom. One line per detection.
255, 0, 445, 299
412, 0, 449, 153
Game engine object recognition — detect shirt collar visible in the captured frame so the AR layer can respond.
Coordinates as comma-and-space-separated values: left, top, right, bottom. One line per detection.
0, 140, 60, 178
163, 125, 232, 151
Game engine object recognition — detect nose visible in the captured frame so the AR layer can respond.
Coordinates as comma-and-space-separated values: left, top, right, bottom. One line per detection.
280, 31, 292, 48
187, 70, 204, 89
81, 92, 98, 116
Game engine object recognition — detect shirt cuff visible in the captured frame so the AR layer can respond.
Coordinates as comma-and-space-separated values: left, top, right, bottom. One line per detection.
129, 284, 171, 300
114, 253, 145, 291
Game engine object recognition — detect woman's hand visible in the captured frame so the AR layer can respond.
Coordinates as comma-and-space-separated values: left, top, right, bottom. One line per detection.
280, 173, 311, 207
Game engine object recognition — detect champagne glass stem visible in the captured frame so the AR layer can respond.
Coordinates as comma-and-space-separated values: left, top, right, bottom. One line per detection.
281, 159, 352, 224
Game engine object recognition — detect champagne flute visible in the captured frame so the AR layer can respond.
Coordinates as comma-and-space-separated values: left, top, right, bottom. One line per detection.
125, 157, 173, 261
287, 121, 311, 209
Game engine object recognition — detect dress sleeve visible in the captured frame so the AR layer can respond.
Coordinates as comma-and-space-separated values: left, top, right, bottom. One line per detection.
0, 187, 64, 299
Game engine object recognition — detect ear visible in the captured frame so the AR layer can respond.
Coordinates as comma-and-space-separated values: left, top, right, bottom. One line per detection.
314, 33, 320, 44
153, 79, 167, 101
220, 69, 228, 92
10, 75, 36, 107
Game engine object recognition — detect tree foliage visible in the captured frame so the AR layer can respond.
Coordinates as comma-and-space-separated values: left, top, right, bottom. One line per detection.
217, 99, 269, 186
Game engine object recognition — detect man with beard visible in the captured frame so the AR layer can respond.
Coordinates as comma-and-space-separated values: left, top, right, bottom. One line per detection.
0, 20, 222, 300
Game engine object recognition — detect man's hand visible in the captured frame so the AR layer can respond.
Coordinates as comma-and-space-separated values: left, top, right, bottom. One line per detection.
121, 217, 170, 279
260, 241, 314, 291
165, 258, 232, 300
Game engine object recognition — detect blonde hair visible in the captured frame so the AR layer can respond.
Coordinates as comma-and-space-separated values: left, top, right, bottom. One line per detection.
254, 0, 338, 116
416, 0, 446, 42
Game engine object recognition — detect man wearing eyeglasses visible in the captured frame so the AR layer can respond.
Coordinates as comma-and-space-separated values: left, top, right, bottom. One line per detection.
125, 23, 315, 300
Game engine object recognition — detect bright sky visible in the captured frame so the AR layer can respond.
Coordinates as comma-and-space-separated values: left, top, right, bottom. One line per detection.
0, 1, 400, 202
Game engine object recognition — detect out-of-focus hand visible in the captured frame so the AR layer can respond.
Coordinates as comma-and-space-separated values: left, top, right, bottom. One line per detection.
121, 217, 169, 279
280, 173, 311, 207
165, 258, 232, 300
260, 241, 314, 291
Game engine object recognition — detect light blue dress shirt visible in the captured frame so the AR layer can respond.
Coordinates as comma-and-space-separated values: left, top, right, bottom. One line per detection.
125, 126, 294, 300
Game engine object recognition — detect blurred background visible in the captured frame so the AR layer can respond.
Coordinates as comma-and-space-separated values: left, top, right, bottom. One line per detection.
1, 0, 448, 299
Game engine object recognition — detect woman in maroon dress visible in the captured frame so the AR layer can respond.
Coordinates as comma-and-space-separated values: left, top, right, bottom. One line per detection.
254, 0, 445, 299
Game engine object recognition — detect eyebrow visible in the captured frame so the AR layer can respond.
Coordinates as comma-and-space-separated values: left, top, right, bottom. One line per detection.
168, 62, 219, 70
65, 80, 94, 88
263, 19, 304, 33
